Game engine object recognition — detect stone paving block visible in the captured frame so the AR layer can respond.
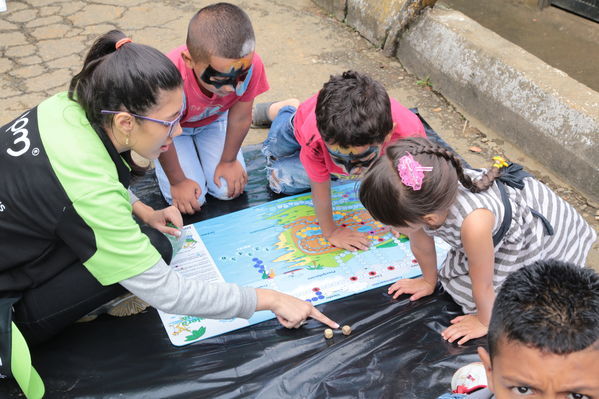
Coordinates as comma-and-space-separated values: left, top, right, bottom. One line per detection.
18, 55, 43, 66
122, 5, 182, 29
25, 69, 71, 92
0, 18, 18, 30
39, 6, 62, 17
0, 58, 13, 74
5, 8, 36, 22
30, 24, 71, 40
37, 37, 86, 61
26, 15, 63, 28
68, 4, 124, 26
10, 64, 45, 79
46, 54, 81, 70
2, 30, 28, 46
5, 44, 37, 58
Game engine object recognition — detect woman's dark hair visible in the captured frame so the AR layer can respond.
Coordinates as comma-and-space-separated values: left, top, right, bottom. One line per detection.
359, 137, 502, 227
315, 70, 393, 148
488, 259, 599, 359
68, 30, 182, 175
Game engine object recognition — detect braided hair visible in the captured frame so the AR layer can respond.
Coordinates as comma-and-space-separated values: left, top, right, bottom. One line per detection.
359, 137, 502, 227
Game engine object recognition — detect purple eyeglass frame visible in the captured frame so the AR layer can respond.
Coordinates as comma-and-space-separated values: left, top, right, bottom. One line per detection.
101, 103, 185, 138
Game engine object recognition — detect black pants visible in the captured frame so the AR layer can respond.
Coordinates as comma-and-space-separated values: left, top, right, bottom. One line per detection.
12, 225, 172, 346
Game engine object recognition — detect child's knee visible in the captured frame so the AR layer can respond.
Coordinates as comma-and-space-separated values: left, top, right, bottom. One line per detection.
267, 167, 306, 195
208, 180, 236, 201
286, 98, 300, 109
267, 168, 284, 194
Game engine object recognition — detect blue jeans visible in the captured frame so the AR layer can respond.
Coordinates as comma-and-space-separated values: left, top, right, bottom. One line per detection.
155, 111, 247, 206
261, 105, 311, 194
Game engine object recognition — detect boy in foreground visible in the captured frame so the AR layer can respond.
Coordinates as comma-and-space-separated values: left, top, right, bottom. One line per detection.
472, 259, 599, 398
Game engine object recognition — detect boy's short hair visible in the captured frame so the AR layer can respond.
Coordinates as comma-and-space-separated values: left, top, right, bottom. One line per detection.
186, 2, 255, 62
488, 259, 599, 360
315, 70, 393, 148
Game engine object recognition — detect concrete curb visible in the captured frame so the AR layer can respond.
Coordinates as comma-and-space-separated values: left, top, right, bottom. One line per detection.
396, 8, 599, 200
313, 1, 599, 200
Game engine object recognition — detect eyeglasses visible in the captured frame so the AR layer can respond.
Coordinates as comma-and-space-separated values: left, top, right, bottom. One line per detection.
327, 145, 380, 174
101, 102, 185, 138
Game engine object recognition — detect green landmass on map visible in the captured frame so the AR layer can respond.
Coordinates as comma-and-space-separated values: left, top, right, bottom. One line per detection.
185, 326, 207, 342
264, 188, 409, 270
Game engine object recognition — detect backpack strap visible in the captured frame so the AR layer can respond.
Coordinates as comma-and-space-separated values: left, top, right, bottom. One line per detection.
491, 163, 554, 246
492, 180, 512, 247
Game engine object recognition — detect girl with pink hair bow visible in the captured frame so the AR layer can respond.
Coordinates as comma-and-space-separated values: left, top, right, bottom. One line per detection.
359, 137, 596, 345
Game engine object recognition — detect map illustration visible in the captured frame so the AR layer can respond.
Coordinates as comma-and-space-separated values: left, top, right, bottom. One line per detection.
158, 183, 450, 346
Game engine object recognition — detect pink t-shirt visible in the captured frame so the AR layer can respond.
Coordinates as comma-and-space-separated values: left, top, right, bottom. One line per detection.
294, 94, 426, 183
167, 45, 270, 128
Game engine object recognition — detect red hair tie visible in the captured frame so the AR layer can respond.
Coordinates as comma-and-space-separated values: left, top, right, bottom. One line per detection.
115, 38, 132, 50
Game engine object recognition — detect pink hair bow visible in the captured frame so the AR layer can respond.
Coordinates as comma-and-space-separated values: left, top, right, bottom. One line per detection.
397, 152, 433, 191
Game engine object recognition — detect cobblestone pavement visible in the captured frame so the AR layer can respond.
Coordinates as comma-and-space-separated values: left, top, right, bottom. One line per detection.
1, 0, 597, 268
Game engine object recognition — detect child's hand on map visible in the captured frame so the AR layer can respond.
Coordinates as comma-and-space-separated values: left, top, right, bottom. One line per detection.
326, 226, 371, 252
146, 206, 183, 237
256, 289, 339, 330
388, 277, 435, 301
441, 314, 488, 345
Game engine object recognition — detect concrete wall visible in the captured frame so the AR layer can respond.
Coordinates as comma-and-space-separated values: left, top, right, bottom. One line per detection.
345, 0, 406, 47
312, 0, 420, 49
312, 0, 346, 21
396, 8, 599, 199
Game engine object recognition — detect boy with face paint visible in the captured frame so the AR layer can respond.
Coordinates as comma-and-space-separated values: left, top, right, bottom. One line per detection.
260, 71, 426, 252
468, 260, 599, 399
155, 3, 269, 214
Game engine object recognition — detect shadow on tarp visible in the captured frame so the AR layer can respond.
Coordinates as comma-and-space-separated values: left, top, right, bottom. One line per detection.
0, 111, 482, 398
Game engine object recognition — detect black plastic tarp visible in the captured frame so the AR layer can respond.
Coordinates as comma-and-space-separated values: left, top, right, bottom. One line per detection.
1, 114, 483, 398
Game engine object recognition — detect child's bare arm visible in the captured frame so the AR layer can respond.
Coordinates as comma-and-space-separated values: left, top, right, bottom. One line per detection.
311, 179, 370, 252
158, 145, 202, 214
461, 208, 496, 325
388, 228, 437, 300
442, 208, 495, 345
410, 228, 438, 286
214, 100, 252, 198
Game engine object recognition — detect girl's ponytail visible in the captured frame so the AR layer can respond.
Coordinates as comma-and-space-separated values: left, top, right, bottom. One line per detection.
408, 141, 502, 193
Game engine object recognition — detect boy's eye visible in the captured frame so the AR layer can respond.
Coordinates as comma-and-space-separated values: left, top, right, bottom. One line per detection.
511, 386, 533, 396
567, 394, 589, 399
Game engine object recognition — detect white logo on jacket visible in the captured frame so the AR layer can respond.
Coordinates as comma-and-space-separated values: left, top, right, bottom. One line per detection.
4, 111, 31, 157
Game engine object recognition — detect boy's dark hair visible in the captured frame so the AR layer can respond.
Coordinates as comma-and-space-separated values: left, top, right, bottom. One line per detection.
488, 259, 599, 360
359, 137, 501, 227
315, 71, 393, 148
68, 29, 182, 176
186, 3, 255, 62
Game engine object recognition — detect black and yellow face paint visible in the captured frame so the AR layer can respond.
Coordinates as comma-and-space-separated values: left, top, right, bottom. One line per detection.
200, 63, 253, 95
326, 144, 379, 175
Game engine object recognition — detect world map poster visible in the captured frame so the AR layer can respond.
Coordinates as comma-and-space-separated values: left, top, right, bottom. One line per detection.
158, 183, 450, 346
